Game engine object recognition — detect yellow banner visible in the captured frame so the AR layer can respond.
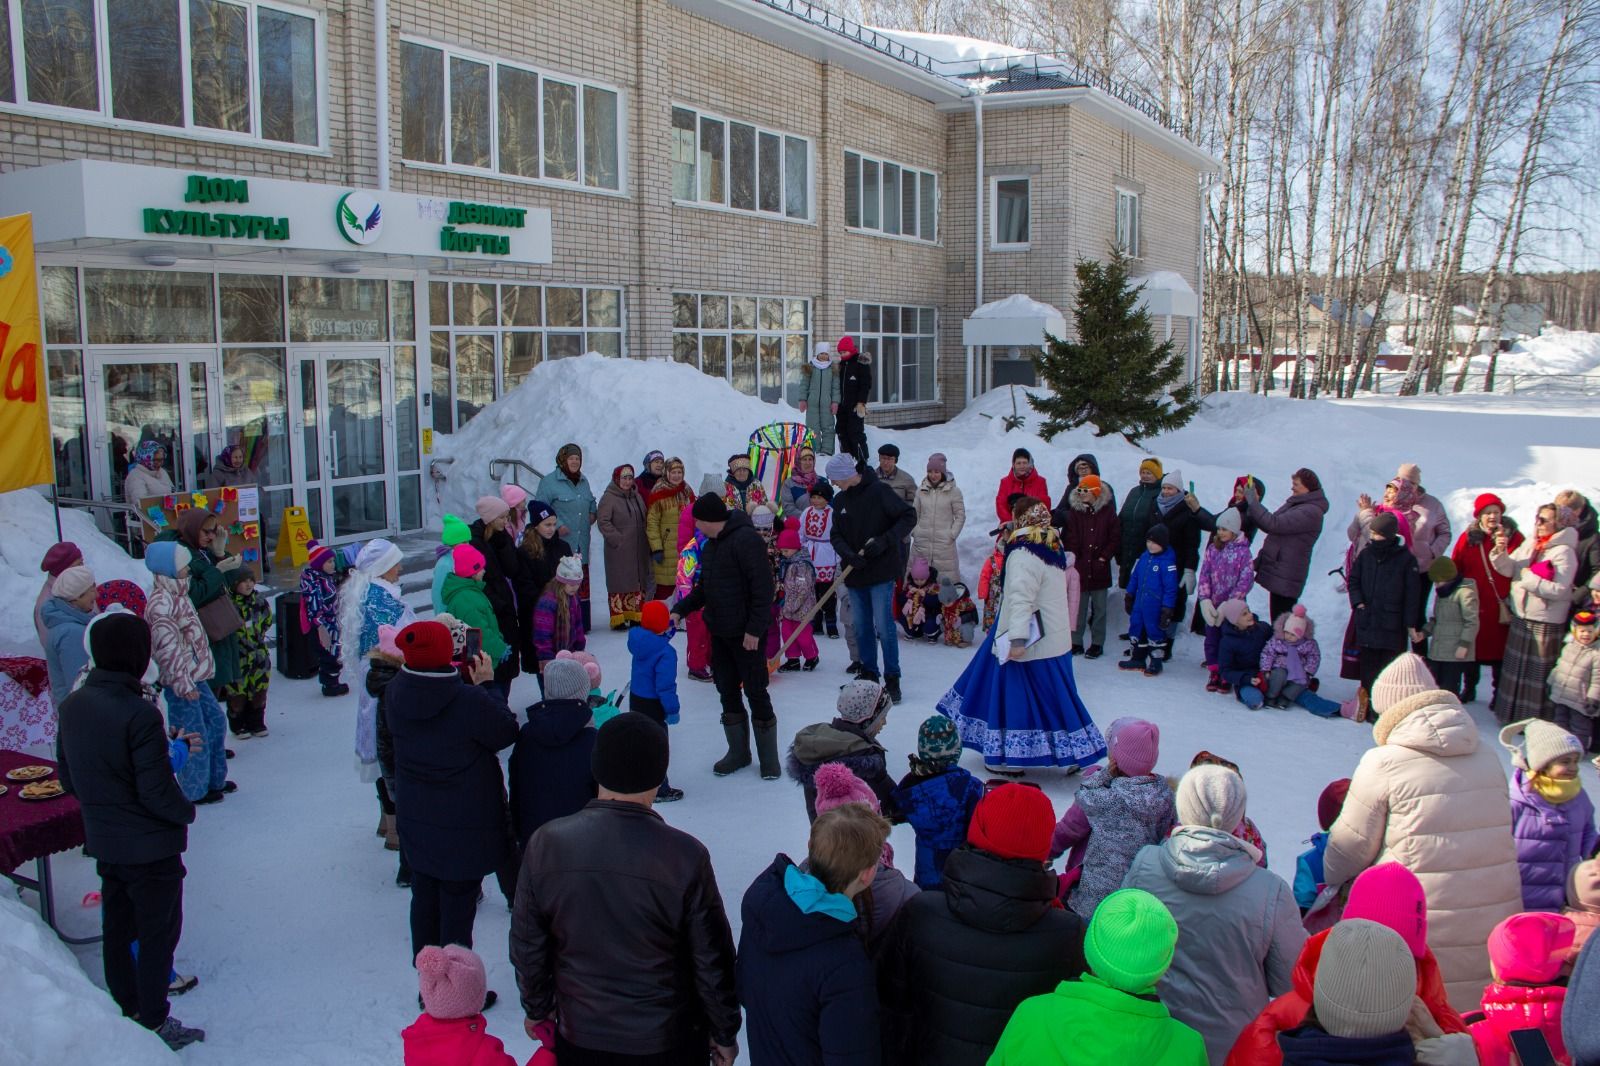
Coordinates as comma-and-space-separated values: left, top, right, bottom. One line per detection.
0, 214, 52, 493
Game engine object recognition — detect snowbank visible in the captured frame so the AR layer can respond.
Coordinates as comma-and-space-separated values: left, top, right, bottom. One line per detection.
1474, 326, 1600, 377
0, 489, 149, 656
0, 892, 173, 1063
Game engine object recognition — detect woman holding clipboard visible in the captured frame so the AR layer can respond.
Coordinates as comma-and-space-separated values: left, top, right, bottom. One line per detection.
936, 496, 1107, 776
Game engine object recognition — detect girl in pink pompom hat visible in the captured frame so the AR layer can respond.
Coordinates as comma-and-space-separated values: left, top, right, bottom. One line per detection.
402, 945, 517, 1066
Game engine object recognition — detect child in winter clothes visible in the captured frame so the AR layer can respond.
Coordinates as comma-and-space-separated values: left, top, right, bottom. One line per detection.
776, 526, 821, 671
429, 515, 472, 614
1471, 911, 1576, 1066
800, 483, 840, 639
988, 887, 1208, 1066
888, 715, 984, 888
1258, 606, 1343, 715
628, 601, 682, 802
1190, 750, 1270, 868
219, 569, 272, 738
439, 544, 510, 671
898, 557, 942, 642
1050, 717, 1177, 919
369, 624, 410, 881
1425, 556, 1479, 701
531, 556, 586, 671
1120, 523, 1179, 676
1502, 718, 1598, 910
300, 541, 346, 696
508, 657, 599, 849
1566, 860, 1600, 967
145, 542, 229, 804
1216, 600, 1273, 708
41, 565, 96, 705
937, 576, 979, 647
402, 945, 517, 1066
1197, 508, 1255, 685
808, 763, 919, 954
787, 679, 895, 821
1549, 609, 1600, 749
1293, 779, 1350, 913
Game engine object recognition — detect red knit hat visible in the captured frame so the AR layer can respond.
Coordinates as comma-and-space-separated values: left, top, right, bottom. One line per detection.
1474, 493, 1507, 517
640, 600, 671, 635
1317, 778, 1351, 831
776, 526, 802, 552
836, 335, 858, 356
398, 621, 455, 671
967, 783, 1056, 862
41, 542, 82, 577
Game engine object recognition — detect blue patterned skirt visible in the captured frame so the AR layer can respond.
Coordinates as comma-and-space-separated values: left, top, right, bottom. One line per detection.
936, 620, 1107, 768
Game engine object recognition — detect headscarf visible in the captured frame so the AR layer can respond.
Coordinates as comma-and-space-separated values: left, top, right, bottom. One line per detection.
174, 508, 216, 549
130, 440, 165, 473
612, 464, 634, 486
216, 443, 245, 471
1386, 478, 1418, 511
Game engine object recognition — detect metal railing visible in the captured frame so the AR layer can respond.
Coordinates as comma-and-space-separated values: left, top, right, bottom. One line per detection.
488, 459, 546, 488
53, 495, 141, 554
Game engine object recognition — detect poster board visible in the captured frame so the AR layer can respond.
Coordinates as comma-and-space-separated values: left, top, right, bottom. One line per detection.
138, 483, 265, 583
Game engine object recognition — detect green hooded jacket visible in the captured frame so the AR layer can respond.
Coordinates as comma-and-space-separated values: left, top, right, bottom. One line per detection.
987, 976, 1207, 1066
441, 573, 508, 665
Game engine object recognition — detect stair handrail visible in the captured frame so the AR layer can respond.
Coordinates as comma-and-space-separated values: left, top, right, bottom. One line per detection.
488, 458, 546, 488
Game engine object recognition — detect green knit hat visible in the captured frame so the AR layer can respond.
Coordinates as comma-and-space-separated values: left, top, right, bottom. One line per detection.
914, 714, 961, 771
1085, 889, 1178, 994
441, 514, 471, 547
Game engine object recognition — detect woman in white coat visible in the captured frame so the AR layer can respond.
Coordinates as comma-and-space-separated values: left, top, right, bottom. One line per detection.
123, 440, 175, 548
913, 453, 966, 585
936, 496, 1105, 773
1491, 501, 1580, 723
1321, 652, 1521, 1011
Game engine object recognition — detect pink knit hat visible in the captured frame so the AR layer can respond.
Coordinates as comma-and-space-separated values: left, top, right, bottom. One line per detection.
813, 762, 881, 814
452, 543, 487, 579
416, 944, 487, 1020
376, 624, 402, 660
1344, 863, 1428, 958
909, 557, 931, 582
500, 484, 528, 510
1107, 717, 1159, 778
475, 495, 510, 524
775, 526, 802, 552
1488, 912, 1576, 985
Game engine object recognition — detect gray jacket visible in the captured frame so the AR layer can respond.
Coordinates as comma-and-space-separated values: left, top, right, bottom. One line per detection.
877, 466, 918, 510
1550, 638, 1600, 716
1123, 826, 1304, 1063
1426, 578, 1480, 662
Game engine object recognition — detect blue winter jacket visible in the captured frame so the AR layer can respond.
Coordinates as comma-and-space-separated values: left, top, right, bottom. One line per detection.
1217, 620, 1273, 688
1293, 833, 1328, 912
1125, 547, 1178, 641
41, 597, 94, 704
889, 767, 985, 889
627, 626, 679, 720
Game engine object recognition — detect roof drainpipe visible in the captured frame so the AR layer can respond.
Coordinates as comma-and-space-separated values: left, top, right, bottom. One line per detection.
971, 89, 985, 404
375, 0, 390, 191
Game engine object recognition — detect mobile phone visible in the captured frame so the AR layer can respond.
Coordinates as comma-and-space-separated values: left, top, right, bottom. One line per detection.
1508, 1028, 1557, 1066
464, 627, 482, 663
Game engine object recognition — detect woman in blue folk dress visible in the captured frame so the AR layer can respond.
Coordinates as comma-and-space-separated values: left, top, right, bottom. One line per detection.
937, 496, 1106, 774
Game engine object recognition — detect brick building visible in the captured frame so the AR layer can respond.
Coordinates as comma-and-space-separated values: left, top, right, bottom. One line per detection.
0, 0, 1214, 545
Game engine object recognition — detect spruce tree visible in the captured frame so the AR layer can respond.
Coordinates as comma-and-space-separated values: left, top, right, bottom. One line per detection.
1027, 252, 1201, 444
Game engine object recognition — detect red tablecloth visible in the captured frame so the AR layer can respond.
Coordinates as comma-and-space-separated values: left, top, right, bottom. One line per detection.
0, 749, 85, 875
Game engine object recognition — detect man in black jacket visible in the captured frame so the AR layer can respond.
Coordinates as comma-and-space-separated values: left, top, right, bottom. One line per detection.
672, 495, 778, 778
827, 454, 918, 703
512, 714, 741, 1065
835, 335, 873, 465
57, 611, 204, 1051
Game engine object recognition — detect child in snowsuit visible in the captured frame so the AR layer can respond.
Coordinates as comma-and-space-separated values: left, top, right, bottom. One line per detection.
776, 526, 820, 671
1197, 508, 1255, 686
1120, 523, 1179, 676
1049, 717, 1176, 920
889, 715, 984, 888
1470, 912, 1576, 1066
300, 541, 346, 696
220, 569, 272, 738
937, 576, 978, 647
1424, 556, 1479, 701
1549, 609, 1600, 749
1258, 606, 1343, 715
786, 679, 895, 822
1502, 718, 1598, 911
1294, 779, 1350, 913
899, 557, 942, 642
1216, 600, 1273, 708
509, 657, 599, 848
800, 483, 841, 639
628, 601, 682, 802
402, 945, 518, 1066
531, 556, 586, 671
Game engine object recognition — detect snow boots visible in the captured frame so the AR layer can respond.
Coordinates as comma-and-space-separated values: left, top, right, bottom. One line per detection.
753, 719, 781, 780
1206, 668, 1231, 694
1119, 643, 1149, 673
714, 714, 752, 776
885, 675, 902, 704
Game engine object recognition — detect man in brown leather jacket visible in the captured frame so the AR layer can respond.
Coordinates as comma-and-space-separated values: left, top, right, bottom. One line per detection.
510, 714, 742, 1064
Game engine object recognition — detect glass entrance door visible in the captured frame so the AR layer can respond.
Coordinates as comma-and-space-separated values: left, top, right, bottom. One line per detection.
292, 349, 395, 542
87, 354, 220, 505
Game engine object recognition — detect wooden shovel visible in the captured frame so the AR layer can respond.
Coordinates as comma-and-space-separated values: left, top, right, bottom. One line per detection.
767, 564, 854, 674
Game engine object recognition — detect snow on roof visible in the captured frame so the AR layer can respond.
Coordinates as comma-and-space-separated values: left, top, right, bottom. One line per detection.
1132, 271, 1196, 296
864, 27, 1032, 74
968, 294, 1067, 320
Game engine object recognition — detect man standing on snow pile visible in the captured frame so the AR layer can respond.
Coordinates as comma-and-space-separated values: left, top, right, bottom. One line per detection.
835, 335, 873, 467
829, 453, 918, 705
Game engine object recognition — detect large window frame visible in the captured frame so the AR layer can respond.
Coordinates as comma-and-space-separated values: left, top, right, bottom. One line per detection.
398, 36, 626, 195
989, 174, 1031, 251
844, 301, 938, 407
0, 0, 326, 151
670, 291, 810, 403
1116, 187, 1142, 258
843, 150, 937, 243
669, 104, 812, 223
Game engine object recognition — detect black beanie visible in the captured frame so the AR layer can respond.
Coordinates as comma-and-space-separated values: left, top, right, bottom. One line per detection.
592, 713, 670, 793
877, 443, 900, 459
1146, 523, 1171, 551
691, 493, 730, 522
89, 612, 152, 678
1370, 511, 1399, 539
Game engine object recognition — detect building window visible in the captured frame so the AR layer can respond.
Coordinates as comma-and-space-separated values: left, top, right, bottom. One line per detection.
1, 0, 322, 147
1117, 188, 1141, 257
844, 302, 937, 406
399, 38, 623, 192
427, 280, 624, 432
844, 151, 936, 242
670, 105, 811, 222
671, 292, 809, 402
991, 176, 1030, 249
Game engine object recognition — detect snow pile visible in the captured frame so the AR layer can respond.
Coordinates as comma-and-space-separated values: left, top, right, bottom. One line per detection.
0, 891, 174, 1064
0, 489, 149, 656
1475, 326, 1600, 377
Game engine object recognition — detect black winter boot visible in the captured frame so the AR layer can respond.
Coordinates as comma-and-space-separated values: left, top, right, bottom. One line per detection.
713, 714, 753, 776
1118, 644, 1148, 672
753, 719, 782, 780
884, 675, 902, 704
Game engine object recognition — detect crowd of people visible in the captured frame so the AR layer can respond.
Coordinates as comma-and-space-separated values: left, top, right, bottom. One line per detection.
34, 344, 1600, 1063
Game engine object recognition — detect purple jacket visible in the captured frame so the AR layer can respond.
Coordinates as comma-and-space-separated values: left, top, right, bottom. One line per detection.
1052, 768, 1177, 919
1260, 611, 1323, 683
1196, 537, 1255, 605
1510, 768, 1599, 910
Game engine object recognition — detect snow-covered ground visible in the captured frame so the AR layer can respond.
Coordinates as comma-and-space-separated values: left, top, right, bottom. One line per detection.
8, 355, 1600, 1063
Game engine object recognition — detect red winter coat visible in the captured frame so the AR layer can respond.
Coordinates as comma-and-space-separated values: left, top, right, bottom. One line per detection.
1470, 983, 1568, 1066
1224, 928, 1465, 1066
401, 1014, 519, 1066
1451, 526, 1525, 663
994, 470, 1051, 523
